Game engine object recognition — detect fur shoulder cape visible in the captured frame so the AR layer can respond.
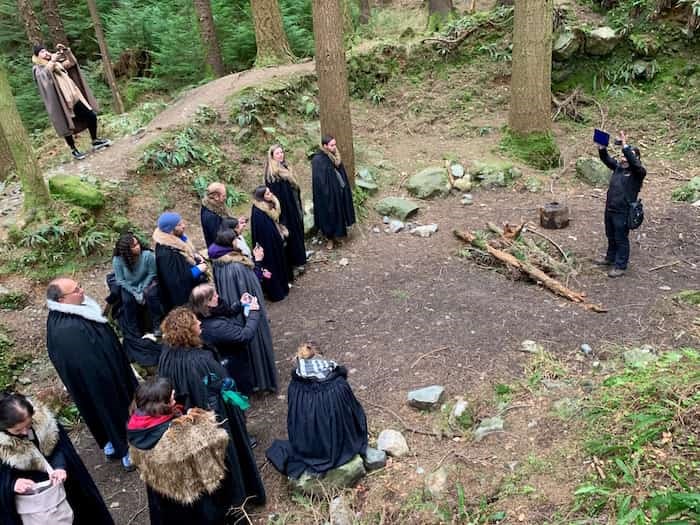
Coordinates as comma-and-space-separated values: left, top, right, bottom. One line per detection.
0, 401, 59, 472
152, 228, 198, 266
129, 408, 229, 504
211, 251, 255, 269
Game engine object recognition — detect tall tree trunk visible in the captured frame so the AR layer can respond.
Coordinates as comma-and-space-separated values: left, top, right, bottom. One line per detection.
16, 0, 43, 45
359, 0, 371, 24
0, 62, 51, 216
312, 0, 356, 185
193, 0, 225, 77
42, 0, 68, 47
427, 0, 454, 31
250, 0, 295, 66
86, 0, 124, 114
0, 132, 14, 181
508, 0, 553, 134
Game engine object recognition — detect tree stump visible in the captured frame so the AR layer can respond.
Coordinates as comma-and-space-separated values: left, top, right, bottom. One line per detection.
540, 202, 569, 229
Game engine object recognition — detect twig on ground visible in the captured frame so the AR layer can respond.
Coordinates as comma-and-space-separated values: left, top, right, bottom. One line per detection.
232, 496, 256, 524
524, 223, 569, 262
433, 448, 455, 472
127, 506, 148, 525
648, 260, 681, 272
363, 400, 443, 438
410, 346, 450, 369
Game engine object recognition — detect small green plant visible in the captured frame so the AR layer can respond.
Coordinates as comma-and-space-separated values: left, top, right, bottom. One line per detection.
525, 348, 568, 388
0, 328, 30, 390
0, 291, 28, 310
352, 186, 370, 221
141, 126, 208, 173
674, 290, 700, 305
500, 128, 560, 170
671, 177, 700, 202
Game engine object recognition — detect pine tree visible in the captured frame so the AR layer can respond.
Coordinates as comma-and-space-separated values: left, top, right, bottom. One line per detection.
41, 0, 68, 47
193, 0, 225, 77
311, 0, 356, 185
16, 0, 43, 45
250, 0, 295, 66
86, 0, 124, 114
0, 60, 51, 216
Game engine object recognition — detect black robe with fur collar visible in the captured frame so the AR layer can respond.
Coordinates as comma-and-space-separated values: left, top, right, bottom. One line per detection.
251, 203, 290, 302
0, 401, 113, 525
311, 150, 356, 239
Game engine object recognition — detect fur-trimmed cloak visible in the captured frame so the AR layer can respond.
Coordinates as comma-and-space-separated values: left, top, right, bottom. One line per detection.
251, 200, 290, 302
0, 401, 113, 525
210, 251, 278, 393
157, 345, 266, 507
311, 150, 356, 239
46, 302, 137, 458
154, 229, 207, 312
265, 162, 307, 267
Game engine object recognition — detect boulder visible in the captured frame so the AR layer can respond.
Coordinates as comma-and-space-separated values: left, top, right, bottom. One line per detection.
377, 429, 409, 457
586, 27, 620, 56
424, 467, 449, 499
388, 220, 405, 233
357, 167, 375, 182
48, 175, 104, 209
374, 197, 419, 221
632, 60, 656, 81
471, 161, 521, 188
452, 176, 472, 192
553, 29, 584, 61
410, 224, 438, 238
575, 156, 611, 187
474, 416, 504, 441
356, 178, 379, 194
289, 455, 366, 496
362, 447, 387, 471
407, 167, 450, 199
461, 193, 473, 205
407, 385, 445, 410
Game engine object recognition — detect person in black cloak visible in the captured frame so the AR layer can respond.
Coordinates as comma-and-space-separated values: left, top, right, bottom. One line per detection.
157, 307, 265, 509
46, 277, 138, 471
127, 377, 238, 525
208, 228, 278, 393
250, 185, 291, 302
0, 393, 114, 525
264, 144, 307, 273
153, 212, 208, 313
190, 283, 262, 396
201, 182, 232, 248
311, 135, 356, 250
266, 342, 368, 479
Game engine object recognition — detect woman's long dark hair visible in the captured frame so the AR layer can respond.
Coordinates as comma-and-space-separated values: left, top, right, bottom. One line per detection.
113, 232, 147, 272
0, 392, 34, 431
253, 185, 267, 202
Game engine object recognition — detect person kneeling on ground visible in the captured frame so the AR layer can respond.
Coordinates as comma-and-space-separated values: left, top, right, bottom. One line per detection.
595, 130, 647, 278
266, 342, 368, 479
128, 377, 240, 525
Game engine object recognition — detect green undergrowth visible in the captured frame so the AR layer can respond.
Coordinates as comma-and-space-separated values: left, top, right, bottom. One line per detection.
0, 328, 30, 390
499, 129, 561, 170
572, 348, 700, 523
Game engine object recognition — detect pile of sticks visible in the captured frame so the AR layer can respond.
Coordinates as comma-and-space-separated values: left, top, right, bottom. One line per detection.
454, 223, 606, 313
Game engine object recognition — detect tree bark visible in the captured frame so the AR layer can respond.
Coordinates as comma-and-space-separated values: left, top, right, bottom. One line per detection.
193, 0, 225, 77
0, 132, 14, 181
0, 61, 51, 215
359, 0, 371, 24
427, 0, 454, 31
250, 0, 295, 66
16, 0, 43, 45
312, 0, 356, 185
86, 0, 124, 114
42, 0, 68, 47
508, 0, 553, 134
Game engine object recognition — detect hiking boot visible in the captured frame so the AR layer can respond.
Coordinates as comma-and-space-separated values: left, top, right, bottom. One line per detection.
121, 453, 136, 472
103, 441, 116, 459
593, 257, 614, 266
608, 267, 626, 278
71, 149, 87, 160
91, 138, 112, 150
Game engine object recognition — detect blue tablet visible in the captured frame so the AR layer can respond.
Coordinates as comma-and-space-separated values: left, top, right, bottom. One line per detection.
593, 128, 610, 147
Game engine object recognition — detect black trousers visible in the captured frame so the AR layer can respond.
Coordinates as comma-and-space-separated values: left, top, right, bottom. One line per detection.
120, 281, 164, 335
605, 211, 630, 269
65, 101, 97, 149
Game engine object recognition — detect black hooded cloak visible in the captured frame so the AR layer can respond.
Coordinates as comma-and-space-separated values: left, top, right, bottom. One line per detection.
210, 254, 278, 393
250, 204, 290, 302
266, 367, 368, 479
157, 346, 265, 507
46, 309, 137, 458
267, 174, 307, 268
0, 403, 113, 525
155, 244, 207, 313
311, 151, 356, 239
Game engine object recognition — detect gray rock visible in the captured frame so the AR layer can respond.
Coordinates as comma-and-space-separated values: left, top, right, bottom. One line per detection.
407, 167, 450, 199
389, 219, 405, 233
520, 340, 543, 354
474, 416, 504, 441
586, 26, 620, 56
449, 397, 472, 429
424, 467, 449, 499
410, 224, 438, 238
580, 343, 592, 356
330, 496, 353, 525
362, 447, 387, 471
471, 161, 521, 188
356, 178, 379, 194
461, 193, 473, 205
450, 163, 465, 178
575, 156, 611, 187
289, 455, 366, 496
377, 429, 409, 457
407, 385, 445, 410
382, 215, 390, 224
553, 29, 584, 61
632, 60, 656, 81
452, 176, 472, 192
623, 345, 658, 368
375, 197, 420, 221
357, 167, 375, 181
542, 379, 567, 390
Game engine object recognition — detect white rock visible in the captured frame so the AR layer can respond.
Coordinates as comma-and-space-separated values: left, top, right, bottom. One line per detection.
339, 258, 349, 266
389, 220, 405, 233
410, 224, 439, 238
377, 429, 409, 457
520, 340, 543, 353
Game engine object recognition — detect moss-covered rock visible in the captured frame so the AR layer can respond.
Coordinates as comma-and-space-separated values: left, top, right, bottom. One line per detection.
374, 197, 420, 220
407, 166, 450, 199
586, 27, 621, 56
575, 157, 611, 187
48, 175, 105, 209
553, 29, 584, 61
471, 160, 522, 188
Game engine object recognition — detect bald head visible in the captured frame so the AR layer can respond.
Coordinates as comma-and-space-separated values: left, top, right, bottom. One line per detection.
47, 277, 84, 305
206, 183, 226, 203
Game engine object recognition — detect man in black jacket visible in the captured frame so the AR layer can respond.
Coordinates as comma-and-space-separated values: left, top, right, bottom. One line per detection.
596, 131, 646, 277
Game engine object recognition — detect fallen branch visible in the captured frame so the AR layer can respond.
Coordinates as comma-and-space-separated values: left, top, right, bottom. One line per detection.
363, 400, 443, 438
422, 26, 479, 51
648, 260, 681, 272
524, 223, 569, 262
127, 506, 148, 525
410, 346, 450, 369
454, 229, 606, 312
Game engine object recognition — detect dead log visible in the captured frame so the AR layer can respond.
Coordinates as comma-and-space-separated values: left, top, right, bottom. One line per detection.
454, 229, 606, 312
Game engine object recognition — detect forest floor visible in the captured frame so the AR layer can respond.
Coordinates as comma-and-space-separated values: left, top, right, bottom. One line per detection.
1, 2, 700, 524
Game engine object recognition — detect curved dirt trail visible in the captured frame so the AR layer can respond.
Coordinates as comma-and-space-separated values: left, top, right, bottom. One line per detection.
47, 60, 315, 182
